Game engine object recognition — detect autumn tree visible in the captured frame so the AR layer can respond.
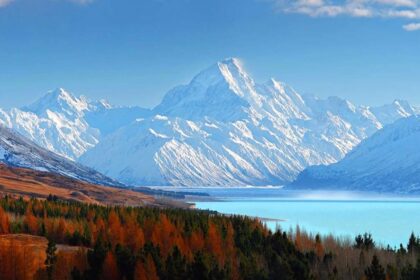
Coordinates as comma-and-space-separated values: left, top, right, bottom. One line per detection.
56, 218, 67, 243
0, 206, 10, 234
25, 204, 39, 235
125, 217, 145, 252
206, 222, 224, 265
101, 252, 120, 280
134, 260, 147, 280
108, 210, 123, 248
315, 234, 324, 258
144, 254, 159, 280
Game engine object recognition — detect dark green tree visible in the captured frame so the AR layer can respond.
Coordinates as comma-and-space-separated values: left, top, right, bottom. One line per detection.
365, 255, 385, 280
408, 233, 420, 254
354, 233, 375, 250
401, 258, 420, 280
165, 246, 188, 280
45, 239, 57, 280
86, 237, 108, 279
115, 244, 136, 280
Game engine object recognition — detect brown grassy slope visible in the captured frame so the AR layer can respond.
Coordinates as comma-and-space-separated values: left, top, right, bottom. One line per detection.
0, 234, 88, 280
0, 163, 156, 206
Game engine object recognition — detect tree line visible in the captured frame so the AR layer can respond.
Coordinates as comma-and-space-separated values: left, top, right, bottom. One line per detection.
0, 195, 309, 279
1, 195, 420, 279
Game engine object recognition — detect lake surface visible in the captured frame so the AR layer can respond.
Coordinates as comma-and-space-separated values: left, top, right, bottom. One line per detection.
177, 187, 420, 248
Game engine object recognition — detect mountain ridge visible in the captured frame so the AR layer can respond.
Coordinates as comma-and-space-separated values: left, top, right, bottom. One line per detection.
0, 88, 150, 160
0, 124, 123, 187
289, 115, 420, 193
1, 58, 419, 187
80, 58, 419, 186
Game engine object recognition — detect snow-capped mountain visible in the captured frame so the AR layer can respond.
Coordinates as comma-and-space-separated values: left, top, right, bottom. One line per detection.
370, 99, 420, 126
0, 125, 123, 187
0, 88, 150, 160
1, 58, 418, 187
79, 58, 419, 186
290, 116, 420, 194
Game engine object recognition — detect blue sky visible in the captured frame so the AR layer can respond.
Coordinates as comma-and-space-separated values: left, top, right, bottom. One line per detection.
0, 0, 419, 109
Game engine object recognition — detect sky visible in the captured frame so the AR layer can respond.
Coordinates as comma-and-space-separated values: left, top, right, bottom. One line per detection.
0, 0, 419, 109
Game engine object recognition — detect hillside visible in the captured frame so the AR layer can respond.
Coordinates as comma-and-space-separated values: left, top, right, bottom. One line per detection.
0, 125, 123, 187
0, 234, 87, 280
290, 116, 420, 194
0, 163, 157, 206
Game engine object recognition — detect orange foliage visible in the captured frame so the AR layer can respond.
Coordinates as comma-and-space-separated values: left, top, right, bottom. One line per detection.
134, 261, 147, 280
0, 206, 10, 234
101, 252, 120, 280
0, 235, 47, 280
206, 222, 224, 265
315, 235, 324, 258
189, 230, 205, 252
108, 211, 123, 248
24, 205, 38, 235
56, 218, 67, 243
151, 214, 178, 257
125, 217, 145, 252
145, 255, 159, 280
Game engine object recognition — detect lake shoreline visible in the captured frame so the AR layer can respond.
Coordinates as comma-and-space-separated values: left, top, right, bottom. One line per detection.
174, 188, 420, 248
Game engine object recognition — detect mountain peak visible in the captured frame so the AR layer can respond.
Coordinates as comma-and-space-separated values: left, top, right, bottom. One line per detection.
218, 57, 243, 69
51, 87, 71, 97
190, 57, 251, 87
44, 88, 80, 104
154, 57, 260, 121
24, 88, 89, 116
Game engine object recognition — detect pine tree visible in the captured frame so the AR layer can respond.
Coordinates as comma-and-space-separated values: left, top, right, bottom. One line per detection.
45, 239, 57, 280
408, 232, 420, 254
365, 255, 386, 280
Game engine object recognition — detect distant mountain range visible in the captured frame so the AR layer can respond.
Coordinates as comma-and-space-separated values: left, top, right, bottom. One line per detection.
0, 88, 150, 160
290, 116, 420, 194
1, 58, 419, 187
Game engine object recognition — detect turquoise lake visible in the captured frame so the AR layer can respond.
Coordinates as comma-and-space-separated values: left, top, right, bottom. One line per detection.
181, 188, 420, 248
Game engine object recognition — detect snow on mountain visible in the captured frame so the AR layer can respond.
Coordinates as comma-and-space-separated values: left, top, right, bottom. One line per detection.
0, 88, 150, 160
370, 99, 419, 126
80, 58, 418, 187
0, 125, 123, 187
290, 116, 420, 193
1, 58, 417, 187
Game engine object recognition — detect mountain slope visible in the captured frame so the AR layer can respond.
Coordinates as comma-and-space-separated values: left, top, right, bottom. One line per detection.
80, 58, 418, 187
0, 163, 155, 206
0, 125, 123, 187
290, 116, 420, 193
0, 88, 150, 160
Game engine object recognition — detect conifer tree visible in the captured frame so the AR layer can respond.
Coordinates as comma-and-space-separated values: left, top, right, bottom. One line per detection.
45, 239, 57, 280
365, 255, 386, 280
